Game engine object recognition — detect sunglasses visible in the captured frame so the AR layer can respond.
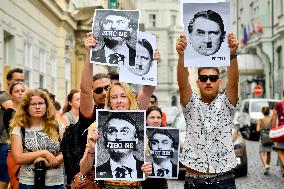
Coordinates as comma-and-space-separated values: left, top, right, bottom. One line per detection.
198, 75, 219, 83
93, 85, 110, 94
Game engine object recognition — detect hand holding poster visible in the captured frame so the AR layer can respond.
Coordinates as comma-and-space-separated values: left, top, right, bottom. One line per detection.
91, 9, 139, 67
119, 31, 157, 86
183, 2, 230, 67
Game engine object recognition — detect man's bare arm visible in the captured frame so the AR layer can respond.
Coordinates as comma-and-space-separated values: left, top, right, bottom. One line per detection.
176, 34, 192, 107
80, 32, 96, 117
226, 32, 239, 107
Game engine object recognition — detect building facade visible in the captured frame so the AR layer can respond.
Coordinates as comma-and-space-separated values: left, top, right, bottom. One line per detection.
137, 0, 183, 107
230, 0, 284, 100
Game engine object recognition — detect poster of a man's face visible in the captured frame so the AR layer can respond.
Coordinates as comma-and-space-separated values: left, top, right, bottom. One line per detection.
91, 9, 139, 67
183, 3, 230, 67
147, 127, 179, 179
119, 31, 157, 86
95, 110, 146, 181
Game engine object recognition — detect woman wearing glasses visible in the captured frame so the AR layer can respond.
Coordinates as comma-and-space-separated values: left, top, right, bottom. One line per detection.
10, 89, 64, 189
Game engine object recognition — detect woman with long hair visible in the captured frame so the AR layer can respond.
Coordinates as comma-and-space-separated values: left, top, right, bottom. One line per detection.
79, 82, 152, 189
256, 106, 274, 175
61, 89, 80, 126
10, 89, 64, 189
3, 81, 27, 189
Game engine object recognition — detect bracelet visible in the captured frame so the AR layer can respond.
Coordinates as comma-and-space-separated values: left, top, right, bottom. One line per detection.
230, 53, 238, 60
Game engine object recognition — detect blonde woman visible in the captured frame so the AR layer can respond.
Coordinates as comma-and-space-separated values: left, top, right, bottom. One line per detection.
79, 82, 152, 189
10, 89, 64, 189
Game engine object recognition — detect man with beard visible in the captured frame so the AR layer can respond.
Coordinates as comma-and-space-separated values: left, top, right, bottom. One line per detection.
149, 129, 177, 178
176, 32, 239, 189
91, 11, 137, 66
96, 113, 143, 179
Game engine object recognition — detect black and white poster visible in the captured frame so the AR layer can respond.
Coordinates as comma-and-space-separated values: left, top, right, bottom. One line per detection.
147, 127, 180, 179
183, 2, 230, 67
90, 9, 139, 66
95, 110, 146, 181
119, 31, 157, 86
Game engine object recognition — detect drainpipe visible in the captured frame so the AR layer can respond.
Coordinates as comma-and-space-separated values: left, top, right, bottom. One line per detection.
271, 0, 275, 98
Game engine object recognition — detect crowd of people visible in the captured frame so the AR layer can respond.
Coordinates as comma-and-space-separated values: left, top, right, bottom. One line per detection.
1, 7, 284, 189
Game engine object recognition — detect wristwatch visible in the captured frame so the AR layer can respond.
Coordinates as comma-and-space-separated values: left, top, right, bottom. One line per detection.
230, 53, 238, 60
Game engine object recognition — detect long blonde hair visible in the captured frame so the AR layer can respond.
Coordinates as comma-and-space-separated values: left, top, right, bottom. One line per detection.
10, 89, 59, 140
104, 82, 139, 110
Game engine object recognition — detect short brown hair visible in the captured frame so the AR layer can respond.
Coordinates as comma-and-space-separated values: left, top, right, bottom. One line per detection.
198, 67, 220, 76
261, 106, 270, 116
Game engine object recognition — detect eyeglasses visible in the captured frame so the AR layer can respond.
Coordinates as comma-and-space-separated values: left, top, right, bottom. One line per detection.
198, 75, 219, 83
93, 85, 110, 94
29, 102, 46, 107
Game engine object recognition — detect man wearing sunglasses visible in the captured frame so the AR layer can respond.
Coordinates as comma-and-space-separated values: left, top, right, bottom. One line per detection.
176, 32, 239, 189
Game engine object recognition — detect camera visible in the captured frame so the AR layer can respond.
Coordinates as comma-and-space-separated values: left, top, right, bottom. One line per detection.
34, 161, 46, 189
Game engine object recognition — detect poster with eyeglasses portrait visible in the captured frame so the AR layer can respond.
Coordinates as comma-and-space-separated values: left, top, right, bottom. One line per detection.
119, 31, 157, 86
146, 127, 180, 179
95, 110, 146, 181
90, 9, 139, 67
183, 2, 230, 67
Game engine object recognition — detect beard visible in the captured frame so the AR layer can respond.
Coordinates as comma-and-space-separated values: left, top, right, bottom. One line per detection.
109, 149, 131, 162
104, 37, 120, 49
200, 89, 219, 102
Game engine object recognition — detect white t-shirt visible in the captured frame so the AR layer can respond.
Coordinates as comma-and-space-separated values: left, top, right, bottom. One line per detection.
179, 92, 238, 173
11, 124, 64, 186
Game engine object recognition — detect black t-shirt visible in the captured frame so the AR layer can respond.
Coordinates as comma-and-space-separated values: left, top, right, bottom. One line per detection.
77, 105, 103, 147
3, 108, 15, 135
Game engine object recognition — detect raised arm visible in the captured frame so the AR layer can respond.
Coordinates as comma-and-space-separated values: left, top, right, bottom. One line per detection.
80, 32, 97, 117
226, 33, 239, 107
176, 34, 192, 107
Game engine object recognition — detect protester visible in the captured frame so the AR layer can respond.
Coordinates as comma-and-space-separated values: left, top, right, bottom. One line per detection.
176, 32, 239, 188
142, 106, 168, 189
149, 95, 167, 126
3, 81, 27, 189
61, 89, 80, 126
79, 82, 152, 188
256, 106, 274, 175
64, 32, 156, 188
10, 89, 64, 189
0, 68, 24, 189
272, 90, 284, 177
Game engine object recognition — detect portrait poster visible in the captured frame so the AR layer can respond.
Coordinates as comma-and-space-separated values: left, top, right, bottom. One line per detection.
95, 110, 146, 181
119, 31, 157, 86
146, 127, 180, 179
183, 2, 230, 67
90, 9, 139, 66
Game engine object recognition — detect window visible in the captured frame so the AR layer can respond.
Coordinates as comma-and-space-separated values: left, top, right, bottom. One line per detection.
39, 49, 46, 88
277, 46, 282, 69
50, 55, 57, 94
171, 15, 176, 25
4, 31, 14, 66
149, 14, 156, 27
24, 41, 33, 87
